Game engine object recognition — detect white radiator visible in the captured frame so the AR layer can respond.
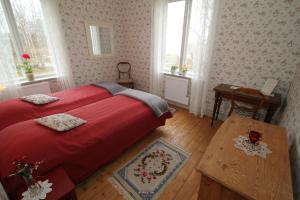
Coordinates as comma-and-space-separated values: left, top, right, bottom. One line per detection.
164, 75, 189, 105
20, 82, 51, 96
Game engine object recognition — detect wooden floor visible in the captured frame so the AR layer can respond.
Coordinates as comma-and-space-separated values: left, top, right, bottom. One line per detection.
75, 108, 223, 200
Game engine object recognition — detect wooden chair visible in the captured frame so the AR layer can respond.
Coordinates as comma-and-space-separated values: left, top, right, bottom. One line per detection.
116, 62, 134, 89
228, 87, 265, 120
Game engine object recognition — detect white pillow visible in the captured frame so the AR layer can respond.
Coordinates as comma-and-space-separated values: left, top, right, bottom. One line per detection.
36, 114, 86, 132
21, 94, 59, 105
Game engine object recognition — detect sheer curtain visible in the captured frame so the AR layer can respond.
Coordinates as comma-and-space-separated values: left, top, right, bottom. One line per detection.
90, 26, 101, 55
150, 0, 168, 96
40, 0, 75, 90
0, 30, 20, 100
0, 0, 20, 100
188, 0, 219, 117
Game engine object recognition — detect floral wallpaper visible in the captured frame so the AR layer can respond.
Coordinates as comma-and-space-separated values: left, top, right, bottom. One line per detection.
280, 65, 300, 200
120, 0, 152, 91
57, 0, 126, 86
54, 0, 152, 90
206, 0, 300, 117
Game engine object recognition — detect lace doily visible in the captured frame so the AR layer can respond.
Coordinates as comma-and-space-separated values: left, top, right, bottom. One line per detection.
22, 180, 52, 200
233, 135, 272, 159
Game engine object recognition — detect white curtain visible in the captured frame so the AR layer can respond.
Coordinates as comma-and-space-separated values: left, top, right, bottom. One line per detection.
189, 0, 219, 117
0, 0, 20, 100
40, 0, 75, 90
150, 0, 168, 96
90, 26, 101, 55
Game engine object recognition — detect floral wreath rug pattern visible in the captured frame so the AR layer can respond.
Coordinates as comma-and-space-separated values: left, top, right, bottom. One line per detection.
109, 138, 190, 200
133, 149, 173, 184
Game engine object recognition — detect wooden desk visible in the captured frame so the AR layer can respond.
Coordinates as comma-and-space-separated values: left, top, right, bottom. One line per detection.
197, 114, 293, 200
211, 84, 281, 126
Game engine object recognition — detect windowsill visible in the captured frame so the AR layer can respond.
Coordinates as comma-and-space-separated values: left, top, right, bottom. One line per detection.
163, 72, 193, 80
18, 75, 57, 86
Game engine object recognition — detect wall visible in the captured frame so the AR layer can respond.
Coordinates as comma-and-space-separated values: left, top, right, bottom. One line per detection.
280, 65, 300, 199
57, 0, 126, 86
206, 0, 300, 117
120, 0, 152, 91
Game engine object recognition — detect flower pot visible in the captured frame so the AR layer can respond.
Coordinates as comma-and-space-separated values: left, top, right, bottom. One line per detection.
25, 73, 34, 81
182, 72, 187, 77
171, 69, 176, 75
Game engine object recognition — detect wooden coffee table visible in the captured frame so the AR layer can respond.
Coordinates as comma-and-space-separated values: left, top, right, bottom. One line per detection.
197, 114, 293, 200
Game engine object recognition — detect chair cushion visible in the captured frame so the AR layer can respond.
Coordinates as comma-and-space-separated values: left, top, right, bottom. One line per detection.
21, 94, 59, 105
36, 114, 86, 132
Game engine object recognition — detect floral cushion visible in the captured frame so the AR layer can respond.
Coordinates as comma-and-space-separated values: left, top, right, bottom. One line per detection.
21, 94, 59, 105
36, 114, 86, 132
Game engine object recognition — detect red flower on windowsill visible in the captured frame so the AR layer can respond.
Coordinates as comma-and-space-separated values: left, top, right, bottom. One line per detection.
21, 53, 30, 60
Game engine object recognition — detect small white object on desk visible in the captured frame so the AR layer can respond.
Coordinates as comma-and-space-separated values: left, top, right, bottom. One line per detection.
261, 78, 278, 95
230, 86, 240, 90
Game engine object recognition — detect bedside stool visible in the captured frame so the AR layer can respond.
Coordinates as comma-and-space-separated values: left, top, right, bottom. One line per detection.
16, 168, 76, 200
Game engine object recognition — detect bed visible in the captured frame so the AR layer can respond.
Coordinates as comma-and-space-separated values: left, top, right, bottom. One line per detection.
0, 85, 112, 130
0, 95, 172, 193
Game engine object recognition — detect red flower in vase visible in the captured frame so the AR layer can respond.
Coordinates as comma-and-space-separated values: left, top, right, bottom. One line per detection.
21, 53, 30, 60
249, 130, 262, 144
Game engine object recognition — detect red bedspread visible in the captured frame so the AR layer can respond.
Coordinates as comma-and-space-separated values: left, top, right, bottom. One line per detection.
0, 96, 172, 192
0, 85, 111, 130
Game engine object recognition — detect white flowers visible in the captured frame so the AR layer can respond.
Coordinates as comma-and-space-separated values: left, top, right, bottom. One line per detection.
22, 180, 52, 200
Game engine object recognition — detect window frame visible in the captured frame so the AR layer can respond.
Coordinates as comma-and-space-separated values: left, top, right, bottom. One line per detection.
0, 0, 57, 82
165, 0, 192, 74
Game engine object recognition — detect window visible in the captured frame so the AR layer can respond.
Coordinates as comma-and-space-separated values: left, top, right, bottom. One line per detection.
164, 0, 192, 74
165, 0, 185, 69
0, 0, 55, 80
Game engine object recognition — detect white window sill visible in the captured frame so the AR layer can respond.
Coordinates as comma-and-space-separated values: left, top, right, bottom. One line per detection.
163, 72, 193, 80
17, 75, 57, 86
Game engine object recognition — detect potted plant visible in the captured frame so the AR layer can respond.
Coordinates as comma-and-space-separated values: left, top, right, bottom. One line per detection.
170, 65, 178, 75
19, 53, 34, 81
181, 66, 188, 76
16, 65, 23, 77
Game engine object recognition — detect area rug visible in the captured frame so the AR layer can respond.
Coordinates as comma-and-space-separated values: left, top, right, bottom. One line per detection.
109, 138, 190, 200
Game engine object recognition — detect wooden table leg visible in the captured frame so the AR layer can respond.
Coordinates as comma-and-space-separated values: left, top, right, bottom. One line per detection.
211, 94, 220, 127
198, 175, 245, 200
215, 97, 222, 121
265, 105, 277, 123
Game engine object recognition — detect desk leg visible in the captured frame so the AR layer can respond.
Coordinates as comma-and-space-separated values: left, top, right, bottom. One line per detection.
265, 105, 277, 123
198, 175, 245, 200
215, 97, 222, 121
211, 94, 220, 127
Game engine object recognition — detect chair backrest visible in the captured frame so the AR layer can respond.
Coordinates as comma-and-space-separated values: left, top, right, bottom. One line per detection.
116, 62, 131, 80
228, 87, 265, 119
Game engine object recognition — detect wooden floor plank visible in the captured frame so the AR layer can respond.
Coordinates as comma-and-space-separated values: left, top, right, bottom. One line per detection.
75, 108, 222, 199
